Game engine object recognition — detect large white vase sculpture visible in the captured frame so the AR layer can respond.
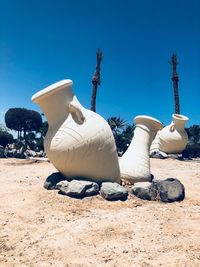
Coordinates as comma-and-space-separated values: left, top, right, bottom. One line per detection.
119, 115, 163, 184
159, 114, 189, 154
32, 80, 121, 183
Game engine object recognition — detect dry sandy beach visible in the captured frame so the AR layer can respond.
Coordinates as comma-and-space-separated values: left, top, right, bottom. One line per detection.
0, 158, 200, 267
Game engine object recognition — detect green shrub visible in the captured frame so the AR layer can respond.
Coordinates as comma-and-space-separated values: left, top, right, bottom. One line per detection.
36, 138, 44, 151
183, 143, 200, 158
0, 131, 14, 147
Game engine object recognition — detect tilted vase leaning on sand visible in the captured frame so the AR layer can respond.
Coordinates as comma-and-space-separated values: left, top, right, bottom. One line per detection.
32, 79, 121, 183
158, 114, 189, 154
119, 115, 163, 184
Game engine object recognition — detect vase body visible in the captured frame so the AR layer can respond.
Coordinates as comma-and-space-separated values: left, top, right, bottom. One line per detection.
119, 115, 163, 184
159, 114, 189, 154
32, 80, 121, 183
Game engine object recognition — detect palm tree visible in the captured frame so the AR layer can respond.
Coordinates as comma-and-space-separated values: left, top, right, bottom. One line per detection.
107, 117, 128, 137
122, 124, 135, 144
90, 49, 103, 112
107, 117, 134, 155
170, 54, 180, 114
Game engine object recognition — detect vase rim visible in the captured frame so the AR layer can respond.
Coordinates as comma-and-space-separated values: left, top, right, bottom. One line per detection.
134, 115, 163, 128
172, 114, 189, 121
31, 79, 73, 103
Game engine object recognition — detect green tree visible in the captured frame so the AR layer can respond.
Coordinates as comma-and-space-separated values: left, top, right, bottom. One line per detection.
107, 117, 134, 155
183, 125, 200, 158
38, 121, 48, 138
107, 117, 128, 136
91, 49, 103, 112
186, 125, 200, 145
35, 121, 49, 151
122, 124, 135, 147
5, 108, 42, 140
0, 127, 14, 147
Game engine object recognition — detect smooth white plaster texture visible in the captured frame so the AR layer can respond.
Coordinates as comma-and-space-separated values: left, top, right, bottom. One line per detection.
158, 114, 189, 154
119, 115, 163, 184
32, 80, 121, 183
150, 130, 161, 153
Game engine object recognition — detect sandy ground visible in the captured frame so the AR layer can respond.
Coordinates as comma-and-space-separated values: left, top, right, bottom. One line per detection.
0, 158, 200, 267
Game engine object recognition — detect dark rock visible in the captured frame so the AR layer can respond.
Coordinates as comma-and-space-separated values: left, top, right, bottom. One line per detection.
85, 182, 99, 196
100, 182, 128, 201
166, 154, 183, 160
2, 142, 44, 159
44, 172, 66, 190
4, 148, 17, 158
131, 182, 158, 200
14, 146, 27, 159
153, 178, 185, 202
150, 174, 154, 182
59, 180, 99, 198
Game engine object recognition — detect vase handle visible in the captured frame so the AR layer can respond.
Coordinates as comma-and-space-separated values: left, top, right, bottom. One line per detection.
68, 99, 86, 125
170, 123, 175, 132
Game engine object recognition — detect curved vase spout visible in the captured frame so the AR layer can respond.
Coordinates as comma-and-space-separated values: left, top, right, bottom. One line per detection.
119, 115, 163, 184
31, 80, 85, 127
31, 79, 121, 184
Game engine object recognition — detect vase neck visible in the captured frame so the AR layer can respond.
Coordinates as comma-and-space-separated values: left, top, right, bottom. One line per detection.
172, 118, 187, 129
172, 114, 189, 129
37, 89, 75, 128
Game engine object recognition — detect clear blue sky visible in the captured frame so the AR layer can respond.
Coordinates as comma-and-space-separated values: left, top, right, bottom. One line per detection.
0, 0, 199, 127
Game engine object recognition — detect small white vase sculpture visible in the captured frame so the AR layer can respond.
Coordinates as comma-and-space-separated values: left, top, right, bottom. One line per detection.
159, 114, 189, 154
119, 115, 163, 184
32, 80, 121, 183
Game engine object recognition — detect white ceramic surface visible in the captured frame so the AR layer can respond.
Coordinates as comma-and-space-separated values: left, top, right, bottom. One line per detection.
32, 80, 121, 183
150, 130, 161, 153
119, 115, 163, 184
159, 114, 189, 154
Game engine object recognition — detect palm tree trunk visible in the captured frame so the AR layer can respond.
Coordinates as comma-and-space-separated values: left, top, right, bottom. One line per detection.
90, 49, 103, 112
170, 54, 180, 114
91, 84, 98, 112
172, 75, 180, 114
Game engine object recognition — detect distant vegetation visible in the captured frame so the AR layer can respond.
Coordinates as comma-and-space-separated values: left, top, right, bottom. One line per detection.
184, 125, 200, 158
5, 108, 42, 140
0, 126, 14, 147
1, 108, 48, 151
107, 116, 134, 155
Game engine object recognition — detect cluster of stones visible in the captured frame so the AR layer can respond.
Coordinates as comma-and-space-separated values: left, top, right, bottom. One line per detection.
150, 151, 185, 160
44, 172, 185, 202
0, 143, 45, 159
132, 179, 185, 202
